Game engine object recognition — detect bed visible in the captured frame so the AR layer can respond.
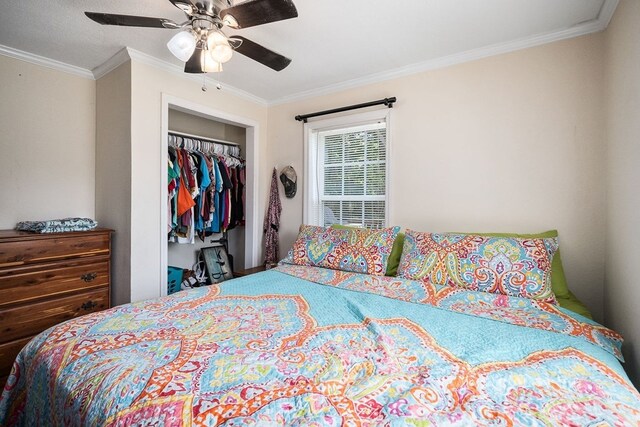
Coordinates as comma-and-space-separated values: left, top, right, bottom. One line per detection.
1, 262, 639, 425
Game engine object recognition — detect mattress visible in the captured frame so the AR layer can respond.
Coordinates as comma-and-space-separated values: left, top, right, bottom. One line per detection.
0, 265, 638, 425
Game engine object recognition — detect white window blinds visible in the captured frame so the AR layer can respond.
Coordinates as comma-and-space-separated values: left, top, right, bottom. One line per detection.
311, 121, 388, 228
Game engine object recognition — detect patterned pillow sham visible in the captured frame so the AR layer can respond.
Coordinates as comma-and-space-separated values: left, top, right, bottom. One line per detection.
290, 225, 400, 276
397, 230, 559, 304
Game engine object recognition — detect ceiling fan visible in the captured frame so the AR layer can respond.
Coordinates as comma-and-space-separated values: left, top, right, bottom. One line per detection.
85, 0, 298, 73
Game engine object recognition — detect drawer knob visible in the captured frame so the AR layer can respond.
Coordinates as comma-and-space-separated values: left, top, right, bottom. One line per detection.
81, 300, 98, 311
81, 272, 98, 282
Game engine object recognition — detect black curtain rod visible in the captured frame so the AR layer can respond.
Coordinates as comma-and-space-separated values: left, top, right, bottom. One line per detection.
295, 97, 397, 123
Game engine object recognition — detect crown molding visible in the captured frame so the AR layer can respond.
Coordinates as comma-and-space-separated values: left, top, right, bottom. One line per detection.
268, 0, 619, 106
91, 48, 132, 80
0, 44, 94, 79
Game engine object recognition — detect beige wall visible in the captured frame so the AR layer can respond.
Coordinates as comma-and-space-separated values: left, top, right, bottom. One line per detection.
129, 60, 268, 302
167, 109, 247, 271
170, 109, 227, 141
95, 61, 132, 306
604, 0, 640, 387
0, 55, 96, 228
268, 33, 607, 321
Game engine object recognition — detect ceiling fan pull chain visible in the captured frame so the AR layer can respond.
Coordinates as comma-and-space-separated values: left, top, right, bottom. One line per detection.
202, 75, 207, 92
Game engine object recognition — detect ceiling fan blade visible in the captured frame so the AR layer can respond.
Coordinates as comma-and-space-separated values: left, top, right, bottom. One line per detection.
85, 12, 178, 29
231, 36, 291, 71
220, 0, 298, 29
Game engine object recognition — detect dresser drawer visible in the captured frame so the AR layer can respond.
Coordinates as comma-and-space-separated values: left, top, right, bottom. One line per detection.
0, 289, 109, 343
0, 233, 110, 268
0, 336, 33, 379
0, 259, 109, 308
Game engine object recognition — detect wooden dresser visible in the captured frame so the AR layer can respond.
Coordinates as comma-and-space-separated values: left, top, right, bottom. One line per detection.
0, 228, 113, 382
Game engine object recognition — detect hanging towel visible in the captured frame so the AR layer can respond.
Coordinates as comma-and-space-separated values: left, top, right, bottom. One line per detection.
263, 168, 282, 268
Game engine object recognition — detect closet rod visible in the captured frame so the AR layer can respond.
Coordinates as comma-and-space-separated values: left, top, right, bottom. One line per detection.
168, 130, 240, 147
294, 97, 396, 123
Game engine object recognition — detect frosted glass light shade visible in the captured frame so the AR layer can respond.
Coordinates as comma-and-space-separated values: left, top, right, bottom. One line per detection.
207, 31, 227, 46
203, 54, 223, 73
167, 31, 197, 62
207, 31, 233, 63
210, 44, 233, 63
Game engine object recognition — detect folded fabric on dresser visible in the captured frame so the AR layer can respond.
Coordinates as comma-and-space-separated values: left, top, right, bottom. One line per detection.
15, 217, 97, 233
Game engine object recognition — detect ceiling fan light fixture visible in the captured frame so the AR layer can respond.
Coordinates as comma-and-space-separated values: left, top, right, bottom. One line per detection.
210, 44, 233, 63
204, 58, 224, 73
185, 47, 223, 73
167, 30, 197, 62
207, 31, 233, 63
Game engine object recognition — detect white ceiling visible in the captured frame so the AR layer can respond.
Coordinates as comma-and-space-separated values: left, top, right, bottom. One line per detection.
0, 0, 616, 104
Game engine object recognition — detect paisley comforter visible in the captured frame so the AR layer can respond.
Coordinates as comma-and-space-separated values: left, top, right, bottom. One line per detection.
1, 265, 639, 426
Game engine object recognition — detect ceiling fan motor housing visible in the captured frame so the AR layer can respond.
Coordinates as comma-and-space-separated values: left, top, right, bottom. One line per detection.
192, 17, 217, 32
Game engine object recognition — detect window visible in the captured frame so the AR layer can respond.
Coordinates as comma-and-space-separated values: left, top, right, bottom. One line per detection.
304, 111, 390, 228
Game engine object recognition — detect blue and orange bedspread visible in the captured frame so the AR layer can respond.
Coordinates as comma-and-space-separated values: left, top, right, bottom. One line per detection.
1, 265, 639, 426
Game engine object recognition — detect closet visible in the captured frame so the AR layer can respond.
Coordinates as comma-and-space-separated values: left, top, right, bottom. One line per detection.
167, 109, 247, 293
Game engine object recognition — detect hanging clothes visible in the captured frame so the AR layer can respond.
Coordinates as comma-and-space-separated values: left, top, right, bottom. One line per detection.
194, 152, 211, 233
218, 159, 233, 232
175, 150, 196, 217
167, 134, 246, 244
264, 168, 282, 268
231, 165, 245, 228
239, 166, 246, 226
167, 150, 179, 233
209, 157, 224, 234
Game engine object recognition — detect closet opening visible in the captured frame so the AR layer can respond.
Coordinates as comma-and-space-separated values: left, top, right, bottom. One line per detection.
160, 94, 260, 297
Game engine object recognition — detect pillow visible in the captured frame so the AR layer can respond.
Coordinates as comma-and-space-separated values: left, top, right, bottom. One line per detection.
332, 225, 405, 276
291, 225, 400, 276
386, 232, 405, 276
398, 230, 559, 304
454, 230, 569, 299
557, 291, 593, 319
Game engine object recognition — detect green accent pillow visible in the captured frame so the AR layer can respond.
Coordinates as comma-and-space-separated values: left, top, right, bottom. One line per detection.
331, 225, 404, 276
557, 291, 593, 319
454, 230, 570, 300
386, 232, 405, 276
